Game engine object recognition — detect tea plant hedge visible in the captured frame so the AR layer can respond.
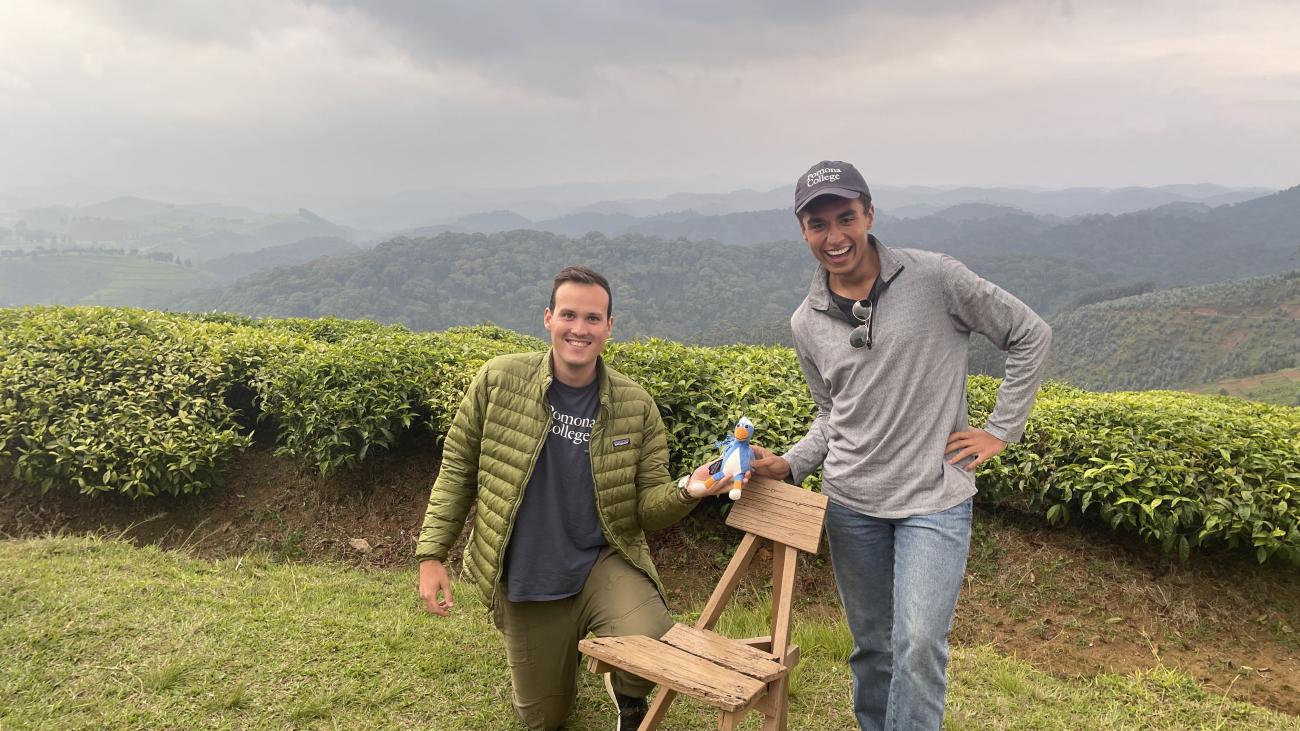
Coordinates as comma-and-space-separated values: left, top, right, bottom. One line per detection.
1, 306, 1297, 564
971, 379, 1300, 564
0, 308, 288, 497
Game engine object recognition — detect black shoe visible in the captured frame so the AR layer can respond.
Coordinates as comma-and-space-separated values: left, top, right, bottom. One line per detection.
604, 673, 648, 731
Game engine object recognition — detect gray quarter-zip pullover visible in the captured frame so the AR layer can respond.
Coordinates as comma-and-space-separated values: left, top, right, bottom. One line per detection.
783, 235, 1052, 519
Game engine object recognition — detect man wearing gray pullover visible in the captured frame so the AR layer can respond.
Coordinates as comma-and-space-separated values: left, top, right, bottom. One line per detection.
752, 160, 1051, 730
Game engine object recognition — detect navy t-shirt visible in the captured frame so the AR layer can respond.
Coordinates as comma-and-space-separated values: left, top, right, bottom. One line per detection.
502, 378, 607, 601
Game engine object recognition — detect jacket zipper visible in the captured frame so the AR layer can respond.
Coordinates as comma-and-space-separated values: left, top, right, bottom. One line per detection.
589, 398, 618, 548
489, 374, 552, 611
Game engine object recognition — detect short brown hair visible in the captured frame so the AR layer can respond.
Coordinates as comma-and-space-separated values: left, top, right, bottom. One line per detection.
550, 266, 613, 316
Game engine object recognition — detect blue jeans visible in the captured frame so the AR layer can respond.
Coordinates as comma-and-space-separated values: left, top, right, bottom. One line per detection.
824, 497, 973, 731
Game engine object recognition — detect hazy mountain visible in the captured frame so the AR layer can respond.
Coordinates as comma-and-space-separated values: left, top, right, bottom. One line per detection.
454, 210, 534, 233
453, 185, 1295, 289
201, 236, 360, 281
872, 183, 1273, 219
174, 230, 1119, 345
78, 196, 182, 220
4, 181, 1274, 235
373, 183, 1273, 239
1, 199, 357, 262
993, 186, 1300, 286
927, 203, 1051, 223
627, 209, 801, 246
530, 211, 642, 237
575, 188, 791, 218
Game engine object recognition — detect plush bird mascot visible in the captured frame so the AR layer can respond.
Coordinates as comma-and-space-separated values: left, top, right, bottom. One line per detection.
687, 416, 756, 501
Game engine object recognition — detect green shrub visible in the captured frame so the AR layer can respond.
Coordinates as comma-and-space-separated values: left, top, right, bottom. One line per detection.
0, 307, 264, 497
607, 340, 817, 480
976, 385, 1300, 565
3, 307, 1296, 566
250, 325, 542, 474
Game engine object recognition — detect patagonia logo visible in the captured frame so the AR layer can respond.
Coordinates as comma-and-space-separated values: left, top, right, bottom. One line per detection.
612, 438, 631, 447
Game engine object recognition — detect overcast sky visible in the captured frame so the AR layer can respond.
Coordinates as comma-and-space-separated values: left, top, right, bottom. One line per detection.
2, 0, 1298, 201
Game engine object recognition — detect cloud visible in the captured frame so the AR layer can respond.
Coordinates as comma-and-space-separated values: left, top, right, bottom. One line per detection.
0, 0, 1297, 199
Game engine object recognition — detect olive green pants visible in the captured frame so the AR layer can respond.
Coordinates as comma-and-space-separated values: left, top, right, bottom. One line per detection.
493, 547, 672, 731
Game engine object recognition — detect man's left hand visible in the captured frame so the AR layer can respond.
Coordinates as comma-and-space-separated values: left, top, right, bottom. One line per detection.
945, 429, 1006, 472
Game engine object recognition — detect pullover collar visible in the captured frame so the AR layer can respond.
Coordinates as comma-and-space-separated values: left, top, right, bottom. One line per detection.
806, 234, 905, 311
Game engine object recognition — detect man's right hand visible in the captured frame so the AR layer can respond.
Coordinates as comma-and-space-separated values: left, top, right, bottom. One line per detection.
750, 444, 792, 480
419, 560, 454, 617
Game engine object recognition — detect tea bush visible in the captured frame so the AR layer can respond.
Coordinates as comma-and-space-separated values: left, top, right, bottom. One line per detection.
0, 308, 276, 497
252, 325, 543, 473
2, 307, 1296, 564
974, 381, 1300, 564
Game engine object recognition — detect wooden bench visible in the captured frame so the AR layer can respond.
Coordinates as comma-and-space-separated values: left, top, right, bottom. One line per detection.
580, 476, 829, 730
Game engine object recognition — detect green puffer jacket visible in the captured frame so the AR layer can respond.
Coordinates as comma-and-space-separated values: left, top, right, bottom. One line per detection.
416, 350, 695, 609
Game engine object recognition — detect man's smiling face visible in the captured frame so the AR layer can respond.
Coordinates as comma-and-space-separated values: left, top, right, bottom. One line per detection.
800, 195, 874, 279
544, 282, 613, 386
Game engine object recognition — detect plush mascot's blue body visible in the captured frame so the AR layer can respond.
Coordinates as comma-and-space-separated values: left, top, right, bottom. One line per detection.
688, 416, 756, 500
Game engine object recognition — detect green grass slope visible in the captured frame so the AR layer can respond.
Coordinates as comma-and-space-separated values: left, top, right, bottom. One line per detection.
2, 536, 1296, 730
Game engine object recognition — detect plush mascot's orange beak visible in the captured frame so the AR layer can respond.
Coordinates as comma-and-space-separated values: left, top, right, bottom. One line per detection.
734, 426, 750, 440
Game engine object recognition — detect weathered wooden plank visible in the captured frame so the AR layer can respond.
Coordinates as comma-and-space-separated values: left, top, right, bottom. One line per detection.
725, 477, 828, 554
579, 636, 765, 712
660, 624, 786, 682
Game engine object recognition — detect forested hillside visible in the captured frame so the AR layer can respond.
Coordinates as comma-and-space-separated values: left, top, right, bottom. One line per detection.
175, 230, 1113, 343
1046, 271, 1300, 394
178, 232, 815, 341
594, 186, 1300, 288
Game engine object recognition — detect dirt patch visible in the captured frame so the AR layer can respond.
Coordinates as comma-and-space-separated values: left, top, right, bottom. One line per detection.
0, 434, 442, 569
953, 507, 1300, 716
1213, 368, 1300, 392
2, 450, 1298, 717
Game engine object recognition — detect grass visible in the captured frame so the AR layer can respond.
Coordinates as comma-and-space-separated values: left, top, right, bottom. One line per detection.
1, 536, 1297, 730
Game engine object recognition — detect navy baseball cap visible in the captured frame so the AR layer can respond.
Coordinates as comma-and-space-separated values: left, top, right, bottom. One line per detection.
794, 160, 871, 213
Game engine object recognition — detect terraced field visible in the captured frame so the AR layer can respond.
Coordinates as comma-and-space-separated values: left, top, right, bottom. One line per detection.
0, 253, 218, 308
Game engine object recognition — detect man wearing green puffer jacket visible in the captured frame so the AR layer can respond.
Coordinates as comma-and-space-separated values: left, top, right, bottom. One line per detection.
416, 266, 735, 731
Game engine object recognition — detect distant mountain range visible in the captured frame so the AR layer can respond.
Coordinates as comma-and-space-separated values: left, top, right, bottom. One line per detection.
201, 236, 360, 282
5, 182, 1296, 399
394, 185, 1300, 290
172, 230, 1121, 345
394, 182, 1273, 235
0, 196, 358, 263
